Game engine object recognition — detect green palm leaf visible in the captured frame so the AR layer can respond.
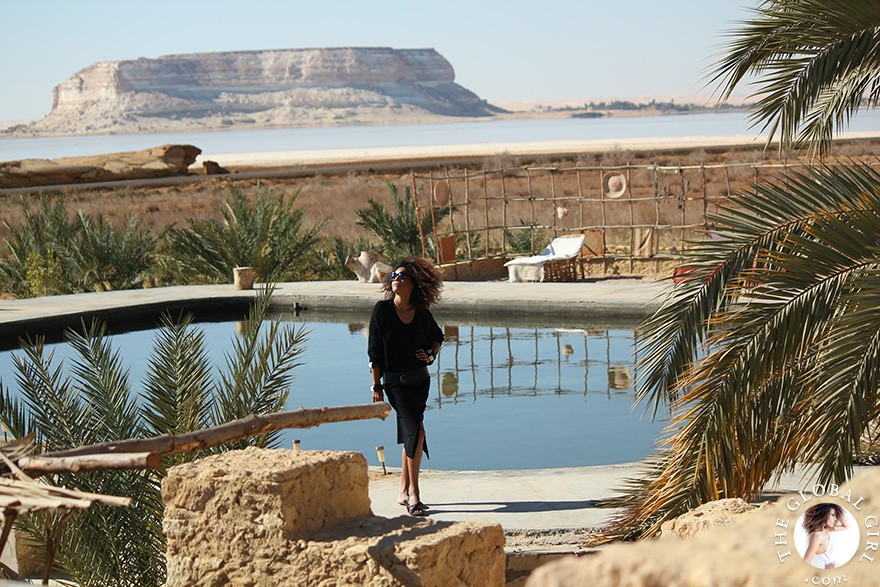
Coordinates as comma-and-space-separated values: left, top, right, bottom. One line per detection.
213, 287, 307, 449
598, 162, 880, 542
709, 0, 880, 156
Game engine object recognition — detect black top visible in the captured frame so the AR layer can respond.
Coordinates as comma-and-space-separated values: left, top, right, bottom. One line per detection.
368, 299, 444, 373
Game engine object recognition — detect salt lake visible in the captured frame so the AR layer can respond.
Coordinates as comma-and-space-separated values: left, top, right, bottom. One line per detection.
3, 110, 880, 162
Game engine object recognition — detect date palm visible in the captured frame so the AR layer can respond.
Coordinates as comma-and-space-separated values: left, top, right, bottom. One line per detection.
162, 183, 323, 284
597, 0, 880, 542
711, 0, 880, 156
355, 182, 450, 261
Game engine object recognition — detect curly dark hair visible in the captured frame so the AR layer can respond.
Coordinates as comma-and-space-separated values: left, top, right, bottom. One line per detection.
382, 256, 443, 309
802, 502, 845, 534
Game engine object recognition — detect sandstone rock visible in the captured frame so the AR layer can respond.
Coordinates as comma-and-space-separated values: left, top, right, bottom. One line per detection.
526, 468, 880, 587
10, 48, 502, 137
202, 160, 229, 175
163, 448, 505, 586
659, 497, 760, 538
0, 144, 200, 188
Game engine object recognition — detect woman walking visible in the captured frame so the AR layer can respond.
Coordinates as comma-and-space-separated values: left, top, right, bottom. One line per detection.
368, 257, 443, 517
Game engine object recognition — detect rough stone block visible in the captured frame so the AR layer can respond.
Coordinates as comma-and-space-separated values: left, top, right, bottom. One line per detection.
163, 447, 505, 586
526, 468, 880, 587
659, 497, 761, 538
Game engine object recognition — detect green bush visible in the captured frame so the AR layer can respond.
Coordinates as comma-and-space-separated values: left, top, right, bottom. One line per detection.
161, 183, 323, 284
0, 197, 160, 297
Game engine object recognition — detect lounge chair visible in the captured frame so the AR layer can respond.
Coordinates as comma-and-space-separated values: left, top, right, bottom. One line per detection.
504, 235, 585, 282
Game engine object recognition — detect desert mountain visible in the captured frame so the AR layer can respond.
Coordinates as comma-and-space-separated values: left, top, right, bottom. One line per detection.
6, 47, 502, 136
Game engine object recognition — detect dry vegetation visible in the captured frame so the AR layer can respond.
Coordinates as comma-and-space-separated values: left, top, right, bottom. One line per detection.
1, 139, 877, 256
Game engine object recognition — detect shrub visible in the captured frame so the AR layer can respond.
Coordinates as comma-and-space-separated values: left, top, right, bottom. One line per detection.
161, 183, 323, 284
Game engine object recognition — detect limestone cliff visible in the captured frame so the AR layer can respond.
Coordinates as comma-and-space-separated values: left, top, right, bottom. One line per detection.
10, 48, 501, 136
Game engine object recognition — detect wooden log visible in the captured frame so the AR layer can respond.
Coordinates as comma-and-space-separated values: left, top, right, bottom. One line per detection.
41, 403, 391, 460
18, 452, 161, 475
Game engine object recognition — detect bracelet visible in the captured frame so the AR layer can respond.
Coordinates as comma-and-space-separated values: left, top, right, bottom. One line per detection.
371, 384, 383, 393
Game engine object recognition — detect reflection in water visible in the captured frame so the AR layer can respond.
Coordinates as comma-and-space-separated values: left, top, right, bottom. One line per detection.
427, 326, 638, 406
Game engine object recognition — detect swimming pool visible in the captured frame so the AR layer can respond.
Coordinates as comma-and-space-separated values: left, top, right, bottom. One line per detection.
0, 314, 665, 470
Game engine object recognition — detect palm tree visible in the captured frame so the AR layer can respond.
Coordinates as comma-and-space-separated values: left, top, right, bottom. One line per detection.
710, 0, 880, 157
0, 289, 307, 585
597, 0, 880, 542
355, 182, 450, 261
0, 197, 161, 297
161, 183, 324, 284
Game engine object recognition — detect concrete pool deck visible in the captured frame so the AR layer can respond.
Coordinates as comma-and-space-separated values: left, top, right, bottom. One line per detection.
0, 277, 671, 342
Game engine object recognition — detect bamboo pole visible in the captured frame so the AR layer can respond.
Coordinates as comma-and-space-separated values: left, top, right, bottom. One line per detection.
428, 171, 440, 265
42, 403, 392, 460
483, 172, 490, 257
500, 169, 508, 255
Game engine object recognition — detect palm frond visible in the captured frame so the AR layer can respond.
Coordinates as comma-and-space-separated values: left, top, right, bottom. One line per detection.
599, 162, 880, 542
212, 286, 307, 449
708, 0, 880, 156
141, 312, 213, 438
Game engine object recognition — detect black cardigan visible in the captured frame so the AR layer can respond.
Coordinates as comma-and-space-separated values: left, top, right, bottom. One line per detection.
368, 299, 444, 373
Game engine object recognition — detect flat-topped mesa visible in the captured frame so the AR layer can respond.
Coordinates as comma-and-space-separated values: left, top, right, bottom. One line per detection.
20, 47, 501, 136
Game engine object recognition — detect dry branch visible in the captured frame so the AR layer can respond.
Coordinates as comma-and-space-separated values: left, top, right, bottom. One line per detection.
40, 403, 391, 461
18, 452, 161, 475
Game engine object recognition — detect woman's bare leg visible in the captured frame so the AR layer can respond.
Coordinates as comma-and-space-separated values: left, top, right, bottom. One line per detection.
406, 426, 426, 505
399, 447, 410, 504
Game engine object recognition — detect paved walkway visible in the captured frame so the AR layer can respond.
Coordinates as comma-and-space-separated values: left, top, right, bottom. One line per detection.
365, 463, 844, 553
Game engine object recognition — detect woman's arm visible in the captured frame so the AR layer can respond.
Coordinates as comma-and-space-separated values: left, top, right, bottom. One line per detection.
832, 512, 851, 531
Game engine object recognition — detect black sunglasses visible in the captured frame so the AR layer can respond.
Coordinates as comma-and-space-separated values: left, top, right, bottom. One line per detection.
389, 271, 410, 282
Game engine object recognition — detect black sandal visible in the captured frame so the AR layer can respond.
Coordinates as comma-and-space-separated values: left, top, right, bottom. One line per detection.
407, 501, 428, 516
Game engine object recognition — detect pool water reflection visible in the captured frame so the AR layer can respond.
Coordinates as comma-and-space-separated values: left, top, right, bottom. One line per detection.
0, 317, 664, 471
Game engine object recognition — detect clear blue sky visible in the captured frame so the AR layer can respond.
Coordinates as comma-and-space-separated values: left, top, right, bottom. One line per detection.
2, 0, 757, 121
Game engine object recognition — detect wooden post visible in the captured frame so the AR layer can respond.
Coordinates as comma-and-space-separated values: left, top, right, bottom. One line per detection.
701, 163, 709, 238
679, 163, 686, 258
526, 168, 536, 252
500, 169, 508, 255
411, 172, 427, 258
428, 171, 440, 265
483, 172, 490, 258
464, 171, 473, 260
628, 166, 635, 274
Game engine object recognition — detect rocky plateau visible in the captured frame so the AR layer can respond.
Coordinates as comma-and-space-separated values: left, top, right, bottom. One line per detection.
4, 47, 502, 137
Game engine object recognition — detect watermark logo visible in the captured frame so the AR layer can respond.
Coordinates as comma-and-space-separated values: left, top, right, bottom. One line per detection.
774, 483, 878, 584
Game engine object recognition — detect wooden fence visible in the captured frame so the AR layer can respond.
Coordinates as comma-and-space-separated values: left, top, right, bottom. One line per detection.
409, 160, 871, 275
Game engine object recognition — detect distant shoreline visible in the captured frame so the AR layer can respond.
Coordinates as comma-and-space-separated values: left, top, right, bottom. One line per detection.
0, 105, 749, 141
194, 131, 880, 170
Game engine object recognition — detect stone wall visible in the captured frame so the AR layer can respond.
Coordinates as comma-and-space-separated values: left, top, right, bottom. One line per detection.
163, 447, 505, 586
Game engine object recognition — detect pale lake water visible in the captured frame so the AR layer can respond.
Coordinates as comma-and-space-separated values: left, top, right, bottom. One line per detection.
0, 315, 663, 471
3, 110, 880, 162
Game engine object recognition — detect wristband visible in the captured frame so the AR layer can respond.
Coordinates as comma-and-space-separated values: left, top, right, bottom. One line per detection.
371, 384, 383, 393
